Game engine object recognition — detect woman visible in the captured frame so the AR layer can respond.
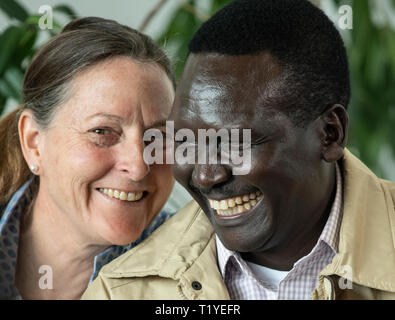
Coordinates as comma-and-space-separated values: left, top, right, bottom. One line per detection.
0, 17, 175, 299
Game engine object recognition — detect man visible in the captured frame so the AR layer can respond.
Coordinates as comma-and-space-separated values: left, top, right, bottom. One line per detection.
82, 0, 395, 300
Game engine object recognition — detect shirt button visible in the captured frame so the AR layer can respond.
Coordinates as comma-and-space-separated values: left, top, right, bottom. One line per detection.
191, 281, 202, 290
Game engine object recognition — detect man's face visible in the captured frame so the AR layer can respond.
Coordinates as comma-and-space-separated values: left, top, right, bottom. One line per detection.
170, 53, 331, 254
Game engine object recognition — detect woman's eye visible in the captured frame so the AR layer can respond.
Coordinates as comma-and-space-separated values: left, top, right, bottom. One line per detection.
93, 128, 110, 135
89, 128, 120, 147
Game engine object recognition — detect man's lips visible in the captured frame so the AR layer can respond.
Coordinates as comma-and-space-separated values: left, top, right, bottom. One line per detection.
208, 190, 263, 217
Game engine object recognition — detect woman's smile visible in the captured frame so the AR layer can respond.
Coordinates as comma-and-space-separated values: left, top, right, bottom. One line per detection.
97, 187, 148, 204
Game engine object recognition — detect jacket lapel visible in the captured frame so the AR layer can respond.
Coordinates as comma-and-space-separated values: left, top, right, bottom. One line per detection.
314, 148, 395, 298
100, 200, 229, 299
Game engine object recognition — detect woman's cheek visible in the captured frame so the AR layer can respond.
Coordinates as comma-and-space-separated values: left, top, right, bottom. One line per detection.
64, 141, 115, 181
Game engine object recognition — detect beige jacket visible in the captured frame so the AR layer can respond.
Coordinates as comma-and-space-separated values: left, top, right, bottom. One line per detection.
82, 149, 395, 300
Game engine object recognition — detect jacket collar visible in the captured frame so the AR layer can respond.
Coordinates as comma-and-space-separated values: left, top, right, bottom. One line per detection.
318, 149, 395, 292
100, 200, 230, 299
100, 201, 207, 278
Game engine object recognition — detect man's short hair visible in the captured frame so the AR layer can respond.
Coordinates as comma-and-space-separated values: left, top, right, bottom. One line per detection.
188, 0, 350, 126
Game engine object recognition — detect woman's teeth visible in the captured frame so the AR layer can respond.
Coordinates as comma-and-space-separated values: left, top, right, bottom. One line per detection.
209, 191, 263, 216
99, 188, 143, 202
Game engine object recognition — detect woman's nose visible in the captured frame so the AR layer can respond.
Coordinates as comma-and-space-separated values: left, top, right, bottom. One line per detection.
191, 164, 230, 190
116, 138, 150, 181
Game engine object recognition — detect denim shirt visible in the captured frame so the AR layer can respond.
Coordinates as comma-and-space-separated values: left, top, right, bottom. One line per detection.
0, 178, 174, 299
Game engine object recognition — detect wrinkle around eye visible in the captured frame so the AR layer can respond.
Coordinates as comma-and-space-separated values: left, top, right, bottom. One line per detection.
88, 127, 121, 147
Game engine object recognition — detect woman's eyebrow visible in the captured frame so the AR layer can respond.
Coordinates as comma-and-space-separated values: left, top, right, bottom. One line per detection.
144, 119, 167, 130
86, 112, 123, 122
86, 113, 167, 129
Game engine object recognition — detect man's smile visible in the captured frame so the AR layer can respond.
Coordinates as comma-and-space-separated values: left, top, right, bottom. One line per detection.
207, 190, 263, 217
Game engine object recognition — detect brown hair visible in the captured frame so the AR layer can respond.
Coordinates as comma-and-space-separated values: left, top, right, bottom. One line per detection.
0, 17, 174, 208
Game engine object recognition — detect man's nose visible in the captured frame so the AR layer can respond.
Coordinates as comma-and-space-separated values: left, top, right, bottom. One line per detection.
191, 164, 230, 190
116, 138, 150, 181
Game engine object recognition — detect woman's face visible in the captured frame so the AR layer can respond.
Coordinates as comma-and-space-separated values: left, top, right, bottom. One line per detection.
37, 57, 175, 245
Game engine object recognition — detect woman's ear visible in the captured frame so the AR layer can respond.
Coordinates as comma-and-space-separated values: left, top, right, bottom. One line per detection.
18, 110, 42, 175
319, 104, 349, 163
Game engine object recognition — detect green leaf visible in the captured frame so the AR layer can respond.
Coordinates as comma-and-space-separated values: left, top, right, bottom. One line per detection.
25, 14, 41, 26
0, 21, 39, 77
211, 0, 233, 14
0, 93, 6, 116
157, 2, 203, 79
53, 5, 78, 20
13, 22, 38, 66
4, 67, 23, 96
0, 0, 29, 22
0, 77, 20, 101
0, 25, 24, 76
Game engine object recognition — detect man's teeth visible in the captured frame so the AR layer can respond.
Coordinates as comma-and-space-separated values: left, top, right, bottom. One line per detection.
99, 188, 143, 202
209, 191, 263, 216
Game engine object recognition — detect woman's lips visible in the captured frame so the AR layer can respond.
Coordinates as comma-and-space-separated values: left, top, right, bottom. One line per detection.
208, 191, 263, 217
98, 188, 146, 202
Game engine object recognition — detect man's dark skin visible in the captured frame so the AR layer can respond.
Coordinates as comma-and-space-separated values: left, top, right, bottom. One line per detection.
170, 52, 349, 271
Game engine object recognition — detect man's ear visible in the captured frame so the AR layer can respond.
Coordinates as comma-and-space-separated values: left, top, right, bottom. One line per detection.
319, 104, 349, 163
18, 110, 42, 175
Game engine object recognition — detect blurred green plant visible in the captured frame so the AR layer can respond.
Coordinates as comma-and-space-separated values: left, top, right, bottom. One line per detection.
334, 0, 395, 178
0, 0, 77, 116
151, 0, 232, 78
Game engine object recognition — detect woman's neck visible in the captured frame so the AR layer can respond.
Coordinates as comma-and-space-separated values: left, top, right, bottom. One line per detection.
15, 188, 109, 299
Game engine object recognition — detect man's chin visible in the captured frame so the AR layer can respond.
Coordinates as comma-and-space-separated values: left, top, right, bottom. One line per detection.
206, 207, 274, 252
215, 227, 273, 254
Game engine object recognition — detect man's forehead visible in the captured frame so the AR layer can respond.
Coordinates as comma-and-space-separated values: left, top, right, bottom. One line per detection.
174, 52, 284, 121
181, 52, 282, 83
172, 103, 284, 130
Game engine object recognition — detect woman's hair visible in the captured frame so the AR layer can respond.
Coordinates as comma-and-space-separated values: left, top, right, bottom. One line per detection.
0, 17, 174, 208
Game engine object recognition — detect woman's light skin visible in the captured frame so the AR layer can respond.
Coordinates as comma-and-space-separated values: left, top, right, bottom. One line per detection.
16, 57, 175, 299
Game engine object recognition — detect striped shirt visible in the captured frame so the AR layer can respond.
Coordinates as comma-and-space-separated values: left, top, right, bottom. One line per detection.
216, 163, 343, 300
